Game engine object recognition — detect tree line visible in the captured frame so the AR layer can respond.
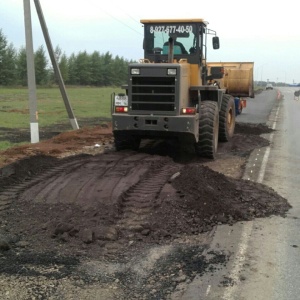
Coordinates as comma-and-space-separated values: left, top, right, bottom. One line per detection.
0, 29, 135, 87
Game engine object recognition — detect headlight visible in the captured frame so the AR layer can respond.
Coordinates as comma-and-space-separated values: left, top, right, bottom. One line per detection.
167, 68, 177, 75
131, 68, 140, 75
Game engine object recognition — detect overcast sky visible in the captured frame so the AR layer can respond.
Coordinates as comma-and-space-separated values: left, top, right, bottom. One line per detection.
1, 0, 299, 84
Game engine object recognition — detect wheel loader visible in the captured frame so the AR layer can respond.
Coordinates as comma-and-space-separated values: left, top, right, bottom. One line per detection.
111, 19, 254, 159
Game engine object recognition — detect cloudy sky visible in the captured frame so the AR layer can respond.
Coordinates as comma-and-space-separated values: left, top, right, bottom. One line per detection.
1, 0, 299, 84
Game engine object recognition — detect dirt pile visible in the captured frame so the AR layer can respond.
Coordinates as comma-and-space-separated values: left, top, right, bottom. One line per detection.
167, 164, 290, 231
0, 121, 291, 260
0, 122, 114, 168
0, 155, 291, 259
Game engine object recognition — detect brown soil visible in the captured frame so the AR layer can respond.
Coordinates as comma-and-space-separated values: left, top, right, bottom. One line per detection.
0, 121, 290, 255
0, 121, 291, 300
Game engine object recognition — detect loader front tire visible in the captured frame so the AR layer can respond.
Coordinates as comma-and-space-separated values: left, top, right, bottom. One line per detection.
195, 101, 219, 159
219, 94, 235, 142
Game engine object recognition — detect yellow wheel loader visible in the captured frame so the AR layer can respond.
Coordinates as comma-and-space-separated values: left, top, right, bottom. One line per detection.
111, 19, 254, 159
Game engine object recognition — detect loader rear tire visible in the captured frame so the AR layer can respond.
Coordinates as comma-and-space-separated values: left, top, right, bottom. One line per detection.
195, 101, 219, 159
219, 94, 235, 142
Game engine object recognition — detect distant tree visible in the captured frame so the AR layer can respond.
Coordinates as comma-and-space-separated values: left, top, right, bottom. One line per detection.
16, 46, 28, 86
59, 53, 69, 83
54, 45, 62, 62
90, 51, 104, 86
0, 28, 133, 87
66, 53, 77, 85
2, 43, 17, 85
0, 29, 8, 84
75, 51, 91, 85
0, 29, 17, 85
102, 52, 114, 86
111, 55, 128, 86
48, 46, 69, 84
34, 45, 48, 85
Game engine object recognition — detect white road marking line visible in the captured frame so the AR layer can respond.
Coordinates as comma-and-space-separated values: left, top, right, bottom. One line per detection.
257, 147, 271, 183
206, 285, 211, 296
257, 104, 279, 183
222, 221, 253, 300
222, 104, 281, 299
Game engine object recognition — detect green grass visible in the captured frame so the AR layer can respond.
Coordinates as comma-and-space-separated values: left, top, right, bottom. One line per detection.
0, 86, 123, 150
0, 86, 122, 127
0, 140, 15, 149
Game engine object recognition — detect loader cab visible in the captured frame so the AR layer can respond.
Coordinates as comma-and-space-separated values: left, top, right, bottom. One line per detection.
141, 19, 218, 67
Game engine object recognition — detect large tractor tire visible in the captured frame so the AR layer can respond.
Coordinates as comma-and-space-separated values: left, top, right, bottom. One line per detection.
219, 94, 235, 142
114, 133, 141, 151
195, 101, 219, 159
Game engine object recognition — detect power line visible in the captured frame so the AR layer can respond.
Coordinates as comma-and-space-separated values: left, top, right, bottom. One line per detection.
102, 9, 143, 36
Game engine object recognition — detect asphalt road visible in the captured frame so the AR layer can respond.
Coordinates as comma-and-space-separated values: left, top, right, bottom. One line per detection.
236, 88, 279, 124
175, 87, 300, 300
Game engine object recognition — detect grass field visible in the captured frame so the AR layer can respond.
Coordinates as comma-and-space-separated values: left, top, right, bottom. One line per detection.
0, 86, 123, 150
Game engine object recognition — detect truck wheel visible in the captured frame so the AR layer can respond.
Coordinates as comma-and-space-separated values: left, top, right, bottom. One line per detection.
219, 94, 235, 142
195, 101, 219, 159
114, 133, 141, 151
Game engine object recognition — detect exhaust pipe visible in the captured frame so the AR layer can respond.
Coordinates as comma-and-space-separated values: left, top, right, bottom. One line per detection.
167, 37, 174, 63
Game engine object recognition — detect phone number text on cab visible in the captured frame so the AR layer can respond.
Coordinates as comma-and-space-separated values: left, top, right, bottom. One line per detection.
150, 25, 193, 34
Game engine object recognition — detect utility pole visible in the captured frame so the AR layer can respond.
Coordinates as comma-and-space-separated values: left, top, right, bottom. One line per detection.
34, 0, 79, 130
23, 0, 39, 143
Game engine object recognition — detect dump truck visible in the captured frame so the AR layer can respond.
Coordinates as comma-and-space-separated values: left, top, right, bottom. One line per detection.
206, 62, 254, 115
111, 18, 254, 159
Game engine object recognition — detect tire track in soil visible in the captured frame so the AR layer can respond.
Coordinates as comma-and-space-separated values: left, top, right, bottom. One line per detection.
14, 151, 140, 205
1, 151, 185, 257
17, 151, 164, 209
0, 155, 85, 215
0, 154, 95, 216
117, 159, 182, 234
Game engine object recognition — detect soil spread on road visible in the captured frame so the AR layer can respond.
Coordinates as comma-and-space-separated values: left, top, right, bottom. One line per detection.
0, 121, 292, 300
0, 121, 291, 260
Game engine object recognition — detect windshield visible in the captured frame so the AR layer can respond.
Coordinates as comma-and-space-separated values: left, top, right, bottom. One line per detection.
144, 24, 197, 55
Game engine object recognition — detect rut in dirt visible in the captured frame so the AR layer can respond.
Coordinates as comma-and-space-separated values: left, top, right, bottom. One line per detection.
117, 159, 181, 232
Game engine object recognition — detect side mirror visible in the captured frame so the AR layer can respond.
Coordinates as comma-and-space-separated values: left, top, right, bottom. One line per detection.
212, 36, 220, 49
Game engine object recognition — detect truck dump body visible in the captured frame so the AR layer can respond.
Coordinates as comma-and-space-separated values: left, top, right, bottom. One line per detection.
207, 62, 254, 98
